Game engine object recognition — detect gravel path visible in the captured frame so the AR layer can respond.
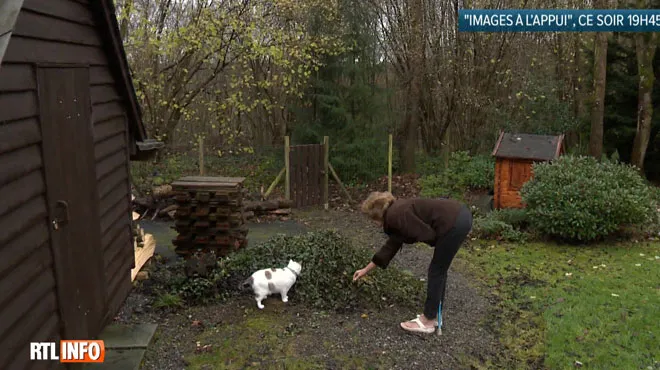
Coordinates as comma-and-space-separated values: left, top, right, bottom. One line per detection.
296, 209, 499, 367
116, 208, 500, 369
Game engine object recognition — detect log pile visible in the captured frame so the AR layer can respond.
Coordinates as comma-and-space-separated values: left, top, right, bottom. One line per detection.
132, 186, 294, 221
242, 198, 293, 220
171, 176, 248, 258
132, 184, 177, 220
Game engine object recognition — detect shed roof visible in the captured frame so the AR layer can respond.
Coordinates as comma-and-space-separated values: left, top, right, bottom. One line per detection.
0, 1, 22, 63
492, 131, 564, 161
0, 0, 162, 159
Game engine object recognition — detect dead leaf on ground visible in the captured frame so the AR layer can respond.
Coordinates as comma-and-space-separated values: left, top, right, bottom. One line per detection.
194, 344, 213, 353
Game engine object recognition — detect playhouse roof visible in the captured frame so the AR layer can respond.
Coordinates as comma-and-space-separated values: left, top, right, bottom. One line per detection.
492, 132, 564, 161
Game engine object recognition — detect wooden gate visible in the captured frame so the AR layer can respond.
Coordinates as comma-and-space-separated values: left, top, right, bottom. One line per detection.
288, 144, 325, 207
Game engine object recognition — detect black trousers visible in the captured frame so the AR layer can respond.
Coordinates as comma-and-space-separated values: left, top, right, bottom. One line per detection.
423, 205, 473, 322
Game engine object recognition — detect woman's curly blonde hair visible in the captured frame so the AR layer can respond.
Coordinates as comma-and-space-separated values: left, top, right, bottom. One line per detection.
361, 191, 396, 222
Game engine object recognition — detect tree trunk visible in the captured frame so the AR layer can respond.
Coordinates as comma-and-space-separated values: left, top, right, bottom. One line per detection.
588, 30, 609, 159
152, 0, 172, 84
589, 0, 619, 158
400, 82, 417, 172
575, 35, 588, 121
119, 0, 134, 41
399, 0, 424, 173
565, 34, 586, 151
631, 29, 658, 172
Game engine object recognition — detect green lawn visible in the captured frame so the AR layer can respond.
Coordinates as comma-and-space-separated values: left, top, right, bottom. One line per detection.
456, 240, 660, 369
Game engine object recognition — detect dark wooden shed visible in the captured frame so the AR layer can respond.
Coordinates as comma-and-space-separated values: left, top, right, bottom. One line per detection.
0, 0, 161, 367
492, 131, 564, 209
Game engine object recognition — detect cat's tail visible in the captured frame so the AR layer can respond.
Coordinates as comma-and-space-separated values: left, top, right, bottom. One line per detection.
238, 276, 254, 291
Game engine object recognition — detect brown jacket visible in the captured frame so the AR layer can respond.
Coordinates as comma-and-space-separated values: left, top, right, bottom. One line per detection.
372, 198, 464, 268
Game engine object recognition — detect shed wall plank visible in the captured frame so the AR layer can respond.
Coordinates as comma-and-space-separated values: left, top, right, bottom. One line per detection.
103, 224, 130, 266
0, 192, 47, 247
93, 100, 124, 124
0, 169, 44, 218
105, 265, 131, 324
0, 144, 42, 186
2, 298, 60, 370
98, 168, 128, 200
0, 90, 37, 122
94, 117, 125, 143
100, 209, 130, 250
105, 250, 132, 308
0, 264, 56, 357
0, 63, 35, 92
13, 9, 101, 46
90, 66, 114, 85
95, 132, 126, 161
91, 84, 121, 105
3, 36, 106, 65
100, 199, 130, 235
96, 149, 127, 180
22, 0, 95, 25
0, 243, 52, 310
0, 118, 41, 154
0, 272, 56, 342
107, 251, 132, 296
0, 221, 49, 279
100, 184, 129, 223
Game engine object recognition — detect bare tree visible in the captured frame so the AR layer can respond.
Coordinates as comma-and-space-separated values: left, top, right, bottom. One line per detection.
630, 0, 658, 171
398, 0, 424, 172
589, 0, 615, 159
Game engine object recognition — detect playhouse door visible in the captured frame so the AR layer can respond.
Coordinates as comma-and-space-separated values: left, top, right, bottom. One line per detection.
38, 66, 107, 340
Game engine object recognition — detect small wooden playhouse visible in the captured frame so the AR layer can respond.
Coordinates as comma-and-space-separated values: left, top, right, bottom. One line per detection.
492, 132, 564, 209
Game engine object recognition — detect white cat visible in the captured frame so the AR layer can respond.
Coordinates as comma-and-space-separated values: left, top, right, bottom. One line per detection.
240, 260, 302, 309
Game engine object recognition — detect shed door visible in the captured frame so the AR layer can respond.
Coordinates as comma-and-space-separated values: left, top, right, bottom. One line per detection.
38, 67, 107, 340
509, 160, 533, 190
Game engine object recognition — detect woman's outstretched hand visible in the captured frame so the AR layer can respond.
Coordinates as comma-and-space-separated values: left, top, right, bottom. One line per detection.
353, 262, 377, 282
353, 268, 368, 281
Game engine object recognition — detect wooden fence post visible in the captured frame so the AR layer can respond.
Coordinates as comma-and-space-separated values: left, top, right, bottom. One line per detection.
388, 134, 393, 193
264, 167, 285, 199
199, 136, 205, 175
323, 136, 329, 210
285, 136, 290, 200
329, 163, 353, 204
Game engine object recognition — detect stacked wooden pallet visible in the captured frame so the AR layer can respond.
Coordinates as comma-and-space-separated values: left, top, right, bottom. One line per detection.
171, 176, 248, 258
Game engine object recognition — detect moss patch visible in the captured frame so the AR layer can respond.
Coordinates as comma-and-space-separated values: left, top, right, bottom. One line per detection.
185, 302, 388, 369
186, 306, 311, 369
